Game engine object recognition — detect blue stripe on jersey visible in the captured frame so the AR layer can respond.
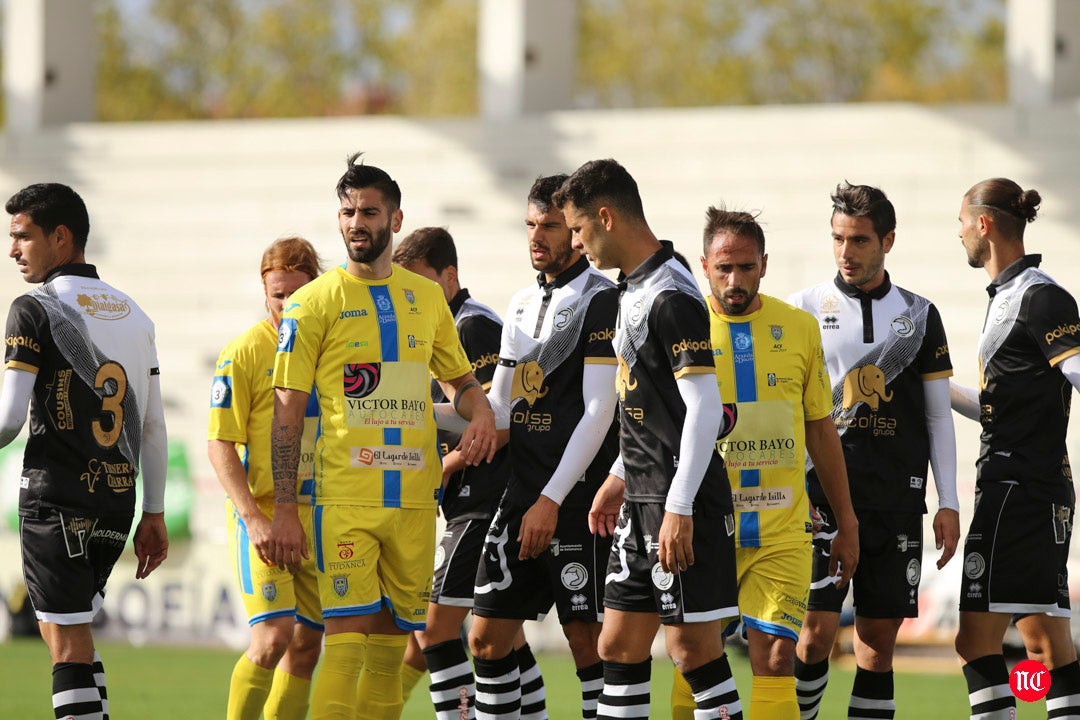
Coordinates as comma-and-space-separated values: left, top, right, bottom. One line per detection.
238, 517, 253, 594
240, 444, 250, 474
248, 609, 294, 627
728, 323, 757, 402
305, 386, 319, 417
739, 511, 760, 548
730, 322, 761, 544
314, 505, 325, 572
382, 424, 403, 507
324, 599, 383, 618
370, 285, 399, 363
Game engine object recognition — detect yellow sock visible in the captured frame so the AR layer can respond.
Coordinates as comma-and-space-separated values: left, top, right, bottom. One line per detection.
265, 669, 313, 720
400, 661, 427, 702
751, 675, 799, 720
312, 633, 367, 720
227, 654, 274, 720
356, 634, 409, 720
671, 666, 696, 720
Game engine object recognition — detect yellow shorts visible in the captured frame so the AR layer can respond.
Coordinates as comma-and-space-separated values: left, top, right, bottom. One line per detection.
733, 540, 811, 642
312, 504, 435, 631
227, 497, 322, 630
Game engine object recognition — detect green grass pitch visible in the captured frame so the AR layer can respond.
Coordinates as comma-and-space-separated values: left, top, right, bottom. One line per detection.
0, 637, 1048, 718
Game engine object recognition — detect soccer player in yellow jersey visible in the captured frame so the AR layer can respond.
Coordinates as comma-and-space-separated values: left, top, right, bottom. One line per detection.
209, 237, 324, 720
671, 207, 859, 720
267, 154, 497, 720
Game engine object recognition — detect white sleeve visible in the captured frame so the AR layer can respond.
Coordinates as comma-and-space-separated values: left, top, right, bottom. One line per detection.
609, 453, 626, 481
665, 372, 724, 515
1061, 354, 1080, 394
0, 368, 34, 448
139, 373, 168, 513
949, 380, 980, 421
433, 362, 513, 433
540, 363, 617, 505
924, 377, 959, 513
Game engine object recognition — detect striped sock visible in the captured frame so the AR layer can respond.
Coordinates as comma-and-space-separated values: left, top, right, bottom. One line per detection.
848, 667, 893, 719
517, 643, 547, 720
92, 651, 109, 720
794, 657, 829, 720
962, 654, 1014, 719
1047, 660, 1080, 719
576, 662, 603, 719
52, 662, 102, 720
683, 654, 743, 719
474, 651, 521, 720
597, 659, 651, 720
424, 639, 476, 720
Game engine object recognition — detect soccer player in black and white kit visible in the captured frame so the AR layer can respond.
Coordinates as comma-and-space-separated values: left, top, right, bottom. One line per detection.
1, 183, 169, 720
467, 174, 620, 720
788, 182, 960, 719
951, 178, 1080, 719
393, 227, 546, 720
556, 159, 742, 720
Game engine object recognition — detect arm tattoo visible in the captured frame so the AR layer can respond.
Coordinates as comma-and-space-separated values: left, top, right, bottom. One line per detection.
271, 423, 302, 504
453, 378, 482, 415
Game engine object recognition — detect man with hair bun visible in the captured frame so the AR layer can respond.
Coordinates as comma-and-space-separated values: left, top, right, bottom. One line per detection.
952, 178, 1080, 719
789, 181, 959, 719
209, 236, 325, 720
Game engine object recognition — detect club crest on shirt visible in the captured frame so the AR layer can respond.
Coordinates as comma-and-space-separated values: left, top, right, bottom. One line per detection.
333, 575, 349, 597
770, 325, 783, 341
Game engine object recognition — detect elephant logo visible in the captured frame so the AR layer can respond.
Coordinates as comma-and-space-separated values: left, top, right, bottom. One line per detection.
841, 364, 893, 411
512, 360, 548, 406
616, 354, 638, 401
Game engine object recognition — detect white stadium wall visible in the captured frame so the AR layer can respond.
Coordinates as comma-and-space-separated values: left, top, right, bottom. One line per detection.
1, 103, 1078, 647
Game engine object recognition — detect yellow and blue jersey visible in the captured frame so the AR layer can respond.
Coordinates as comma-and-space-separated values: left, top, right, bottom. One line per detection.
273, 265, 471, 510
708, 294, 832, 547
208, 319, 319, 503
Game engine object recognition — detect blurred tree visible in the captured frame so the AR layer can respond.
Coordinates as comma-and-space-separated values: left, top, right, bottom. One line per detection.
579, 0, 1006, 107
92, 0, 1004, 120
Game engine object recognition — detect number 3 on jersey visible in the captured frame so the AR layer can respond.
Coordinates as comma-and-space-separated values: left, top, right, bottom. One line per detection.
93, 361, 127, 448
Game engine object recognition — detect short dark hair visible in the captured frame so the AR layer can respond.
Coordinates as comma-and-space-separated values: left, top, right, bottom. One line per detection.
965, 177, 1041, 240
5, 183, 90, 250
528, 174, 569, 213
830, 181, 896, 242
392, 226, 458, 273
552, 159, 645, 221
702, 206, 765, 256
336, 152, 401, 209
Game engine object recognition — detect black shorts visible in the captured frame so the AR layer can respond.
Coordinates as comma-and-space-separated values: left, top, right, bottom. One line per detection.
603, 500, 738, 625
473, 502, 610, 625
20, 509, 132, 625
431, 516, 488, 607
959, 481, 1072, 616
808, 506, 922, 619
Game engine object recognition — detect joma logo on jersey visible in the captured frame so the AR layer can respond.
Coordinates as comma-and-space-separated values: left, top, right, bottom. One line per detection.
5, 334, 40, 352
671, 339, 710, 358
339, 309, 368, 319
76, 293, 130, 320
511, 361, 548, 406
841, 365, 893, 411
1045, 323, 1080, 345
